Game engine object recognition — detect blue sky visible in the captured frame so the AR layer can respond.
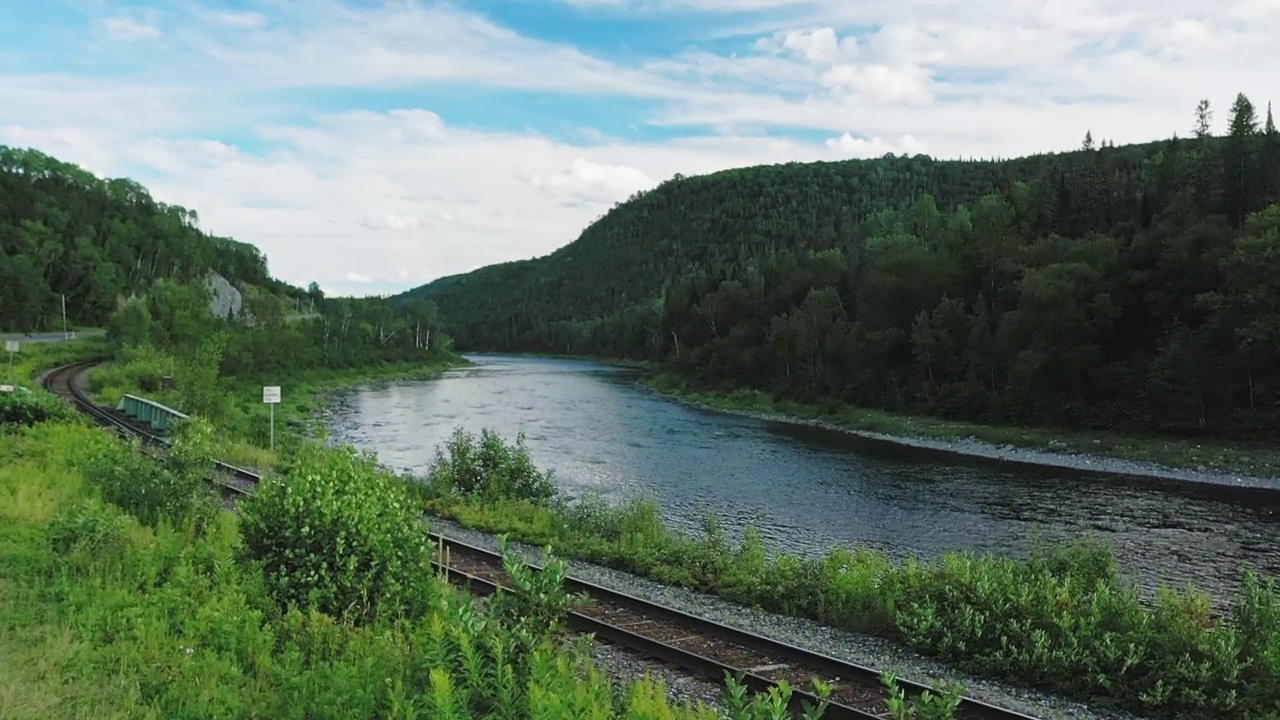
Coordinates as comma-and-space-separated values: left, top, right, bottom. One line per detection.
2, 0, 1278, 296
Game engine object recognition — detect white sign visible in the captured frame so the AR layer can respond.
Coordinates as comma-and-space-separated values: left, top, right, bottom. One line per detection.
4, 341, 17, 353
0, 385, 13, 393
262, 386, 281, 404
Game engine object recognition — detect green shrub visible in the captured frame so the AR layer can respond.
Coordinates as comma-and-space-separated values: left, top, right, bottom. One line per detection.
47, 498, 128, 557
240, 442, 434, 623
430, 477, 1280, 718
428, 427, 555, 501
0, 388, 79, 426
81, 422, 218, 531
487, 539, 586, 650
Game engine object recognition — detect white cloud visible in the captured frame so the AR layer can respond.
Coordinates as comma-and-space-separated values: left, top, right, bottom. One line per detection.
821, 62, 933, 104
103, 16, 160, 41
530, 159, 656, 205
825, 132, 927, 158
4, 0, 1280, 297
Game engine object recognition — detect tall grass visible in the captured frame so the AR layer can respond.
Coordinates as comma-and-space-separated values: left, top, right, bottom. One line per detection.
424, 428, 1280, 719
1, 419, 835, 720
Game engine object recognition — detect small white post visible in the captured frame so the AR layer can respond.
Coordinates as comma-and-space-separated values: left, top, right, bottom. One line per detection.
5, 340, 17, 384
263, 385, 281, 451
61, 294, 69, 340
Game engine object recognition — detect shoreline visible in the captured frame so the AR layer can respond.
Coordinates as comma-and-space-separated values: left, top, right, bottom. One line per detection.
640, 381, 1280, 492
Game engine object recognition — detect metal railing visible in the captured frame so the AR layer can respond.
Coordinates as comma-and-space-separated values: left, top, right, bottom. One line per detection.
116, 393, 189, 432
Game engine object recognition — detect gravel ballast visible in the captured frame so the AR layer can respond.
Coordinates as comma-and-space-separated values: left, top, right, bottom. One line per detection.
428, 514, 1152, 720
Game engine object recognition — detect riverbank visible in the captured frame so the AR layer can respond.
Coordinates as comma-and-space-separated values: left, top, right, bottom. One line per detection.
642, 373, 1280, 490
424, 513, 1142, 720
86, 349, 472, 470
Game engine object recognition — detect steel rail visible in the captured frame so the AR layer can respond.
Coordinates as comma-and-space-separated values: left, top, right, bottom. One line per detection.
45, 360, 1043, 720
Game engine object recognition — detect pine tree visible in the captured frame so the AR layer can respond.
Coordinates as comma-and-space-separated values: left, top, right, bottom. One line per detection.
1266, 102, 1277, 135
1194, 99, 1214, 139
1082, 131, 1095, 151
1226, 92, 1260, 223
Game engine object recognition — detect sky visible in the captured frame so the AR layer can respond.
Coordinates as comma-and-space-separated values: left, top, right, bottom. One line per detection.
2, 1, 1279, 297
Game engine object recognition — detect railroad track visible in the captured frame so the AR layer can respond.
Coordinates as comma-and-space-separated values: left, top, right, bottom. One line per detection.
42, 360, 1041, 720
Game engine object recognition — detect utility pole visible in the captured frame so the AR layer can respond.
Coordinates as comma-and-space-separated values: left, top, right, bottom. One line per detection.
61, 294, 69, 340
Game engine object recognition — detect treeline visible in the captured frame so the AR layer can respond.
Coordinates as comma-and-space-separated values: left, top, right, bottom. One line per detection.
109, 278, 451, 380
413, 93, 1280, 439
0, 146, 288, 331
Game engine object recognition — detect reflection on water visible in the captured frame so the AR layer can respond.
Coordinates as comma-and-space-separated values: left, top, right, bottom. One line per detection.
326, 355, 1280, 599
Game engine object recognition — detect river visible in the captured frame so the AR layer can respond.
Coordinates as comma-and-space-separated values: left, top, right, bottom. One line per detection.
324, 355, 1280, 599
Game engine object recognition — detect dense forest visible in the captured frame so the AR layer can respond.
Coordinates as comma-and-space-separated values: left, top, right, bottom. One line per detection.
407, 94, 1280, 439
0, 144, 452, 377
0, 146, 290, 331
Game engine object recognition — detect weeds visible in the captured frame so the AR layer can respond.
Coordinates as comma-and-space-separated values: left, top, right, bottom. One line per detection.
425, 427, 1280, 719
3, 418, 821, 720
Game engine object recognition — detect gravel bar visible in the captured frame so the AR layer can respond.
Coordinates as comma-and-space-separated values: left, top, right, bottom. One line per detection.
427, 514, 1153, 720
661, 392, 1280, 492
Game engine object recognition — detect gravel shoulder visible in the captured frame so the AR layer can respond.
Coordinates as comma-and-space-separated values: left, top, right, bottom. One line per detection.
427, 514, 1152, 720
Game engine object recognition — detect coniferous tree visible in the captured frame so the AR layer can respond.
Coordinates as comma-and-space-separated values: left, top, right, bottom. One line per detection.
1082, 131, 1095, 151
1195, 99, 1214, 138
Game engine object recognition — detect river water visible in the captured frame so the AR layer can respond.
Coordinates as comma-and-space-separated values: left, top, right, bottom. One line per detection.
325, 355, 1280, 599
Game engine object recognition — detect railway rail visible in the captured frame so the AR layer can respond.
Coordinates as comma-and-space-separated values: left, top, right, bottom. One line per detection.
42, 360, 1043, 720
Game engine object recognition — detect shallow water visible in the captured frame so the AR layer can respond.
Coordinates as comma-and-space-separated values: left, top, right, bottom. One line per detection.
325, 355, 1280, 599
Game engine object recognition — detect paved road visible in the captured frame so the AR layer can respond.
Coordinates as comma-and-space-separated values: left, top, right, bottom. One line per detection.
1, 330, 105, 344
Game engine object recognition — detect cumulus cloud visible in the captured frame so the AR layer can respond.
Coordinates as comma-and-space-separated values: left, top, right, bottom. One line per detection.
530, 159, 656, 205
4, 0, 1280, 296
825, 132, 928, 158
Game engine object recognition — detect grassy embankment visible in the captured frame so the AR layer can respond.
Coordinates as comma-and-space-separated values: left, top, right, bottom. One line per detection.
642, 372, 1280, 480
86, 344, 470, 471
422, 428, 1280, 719
0, 405, 838, 720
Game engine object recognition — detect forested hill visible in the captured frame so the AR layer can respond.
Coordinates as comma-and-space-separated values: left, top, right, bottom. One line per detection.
406, 94, 1280, 438
0, 146, 287, 331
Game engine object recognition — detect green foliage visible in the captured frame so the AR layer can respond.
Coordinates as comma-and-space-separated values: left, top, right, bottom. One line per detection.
0, 420, 812, 720
175, 329, 228, 421
0, 387, 79, 426
0, 146, 275, 332
432, 480, 1280, 718
81, 423, 218, 531
240, 443, 435, 623
721, 674, 830, 720
881, 674, 963, 720
413, 95, 1280, 440
428, 427, 555, 502
487, 539, 586, 650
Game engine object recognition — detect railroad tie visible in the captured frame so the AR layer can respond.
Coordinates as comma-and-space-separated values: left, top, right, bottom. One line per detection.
748, 663, 791, 674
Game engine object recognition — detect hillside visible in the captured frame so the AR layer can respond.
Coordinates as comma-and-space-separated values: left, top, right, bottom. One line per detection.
405, 94, 1280, 438
0, 146, 293, 331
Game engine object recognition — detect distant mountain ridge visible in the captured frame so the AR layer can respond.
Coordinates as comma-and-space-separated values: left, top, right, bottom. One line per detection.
402, 97, 1280, 438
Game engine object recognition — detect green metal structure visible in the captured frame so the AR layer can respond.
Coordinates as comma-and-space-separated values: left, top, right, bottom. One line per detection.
116, 394, 189, 433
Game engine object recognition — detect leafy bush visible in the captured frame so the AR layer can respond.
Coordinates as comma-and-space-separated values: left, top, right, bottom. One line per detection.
0, 388, 79, 426
81, 420, 218, 530
240, 442, 434, 623
430, 477, 1280, 719
428, 427, 554, 501
87, 344, 176, 406
47, 498, 128, 557
5, 423, 816, 720
487, 539, 586, 650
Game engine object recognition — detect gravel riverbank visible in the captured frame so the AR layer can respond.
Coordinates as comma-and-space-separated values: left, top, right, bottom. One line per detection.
660, 392, 1280, 491
427, 514, 1151, 720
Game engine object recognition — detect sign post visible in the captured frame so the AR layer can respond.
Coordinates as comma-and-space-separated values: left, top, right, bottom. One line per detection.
5, 340, 17, 385
262, 385, 281, 450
